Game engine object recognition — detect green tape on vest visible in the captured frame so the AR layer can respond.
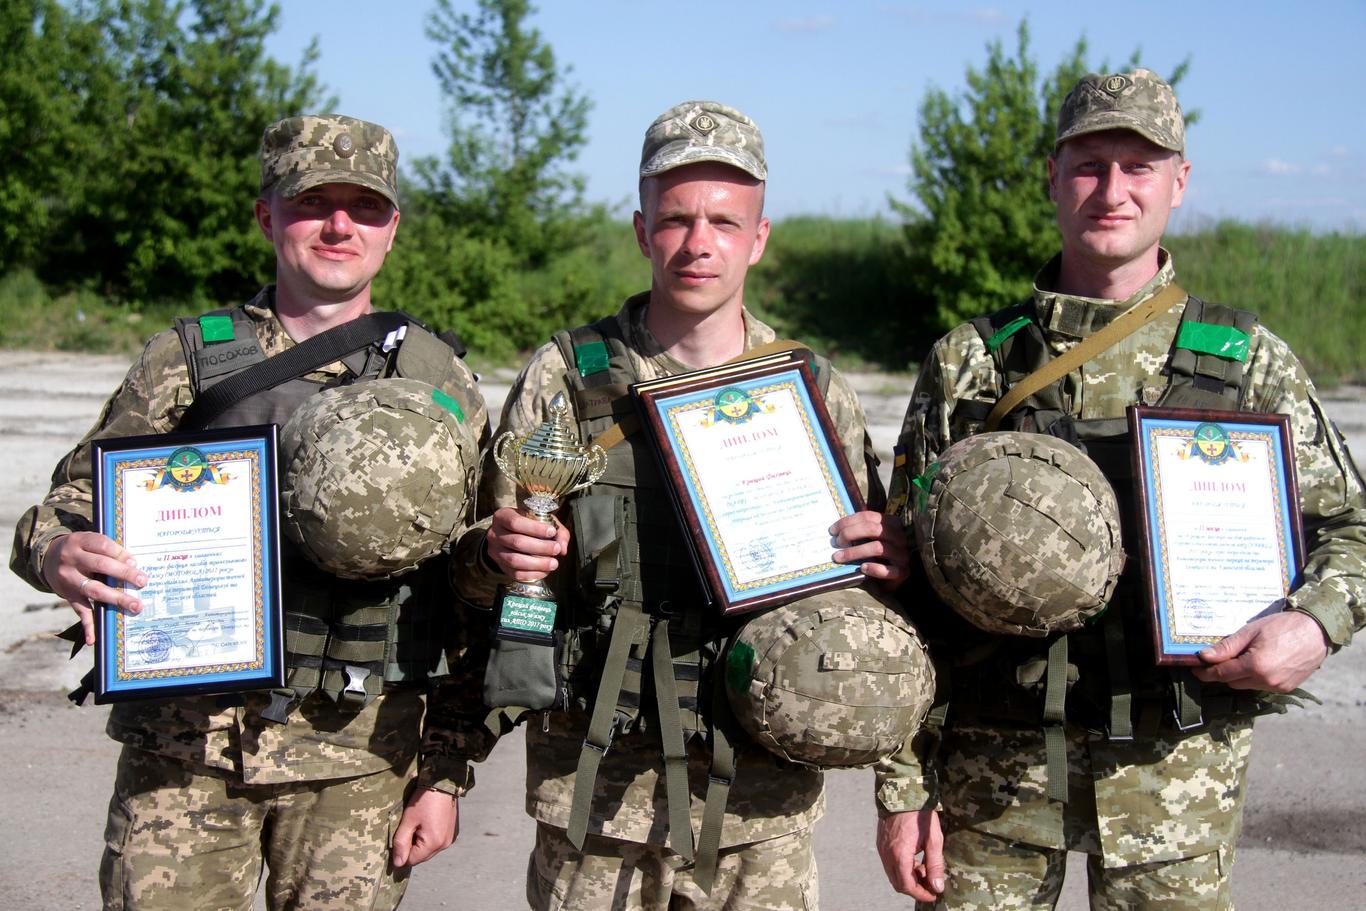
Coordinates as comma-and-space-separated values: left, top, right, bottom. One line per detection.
575, 340, 610, 377
911, 462, 942, 514
499, 594, 557, 638
199, 314, 235, 343
725, 641, 755, 694
986, 315, 1031, 353
430, 388, 465, 422
1176, 321, 1250, 362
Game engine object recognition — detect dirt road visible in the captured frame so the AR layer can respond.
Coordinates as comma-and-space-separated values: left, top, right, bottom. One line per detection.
1, 351, 1362, 910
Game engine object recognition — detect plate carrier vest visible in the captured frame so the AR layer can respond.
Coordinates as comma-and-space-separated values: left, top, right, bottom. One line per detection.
174, 303, 473, 721
917, 293, 1304, 801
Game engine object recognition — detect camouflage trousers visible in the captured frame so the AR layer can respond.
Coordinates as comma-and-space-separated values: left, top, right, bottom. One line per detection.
526, 820, 818, 910
100, 745, 412, 911
916, 827, 1233, 911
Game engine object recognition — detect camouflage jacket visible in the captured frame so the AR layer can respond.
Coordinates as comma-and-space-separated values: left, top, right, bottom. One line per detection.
10, 287, 490, 792
875, 253, 1366, 861
447, 295, 882, 847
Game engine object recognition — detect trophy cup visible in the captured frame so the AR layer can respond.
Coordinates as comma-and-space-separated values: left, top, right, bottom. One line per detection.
489, 392, 606, 645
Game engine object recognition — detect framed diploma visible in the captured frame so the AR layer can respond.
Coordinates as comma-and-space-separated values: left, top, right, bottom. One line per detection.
633, 351, 866, 616
1129, 406, 1305, 665
90, 425, 285, 702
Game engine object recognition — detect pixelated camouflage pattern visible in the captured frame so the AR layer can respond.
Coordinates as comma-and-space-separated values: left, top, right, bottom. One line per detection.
639, 100, 767, 180
527, 820, 818, 911
11, 287, 491, 791
726, 585, 934, 768
912, 431, 1124, 637
448, 296, 881, 848
921, 824, 1233, 910
260, 114, 400, 207
1056, 67, 1185, 153
101, 745, 411, 910
879, 251, 1366, 864
281, 378, 479, 580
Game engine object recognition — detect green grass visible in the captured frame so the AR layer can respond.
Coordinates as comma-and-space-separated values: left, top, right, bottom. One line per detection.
4, 220, 1362, 385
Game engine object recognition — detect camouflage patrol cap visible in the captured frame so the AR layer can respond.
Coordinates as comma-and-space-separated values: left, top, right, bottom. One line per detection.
260, 114, 400, 208
1056, 68, 1185, 154
280, 378, 479, 580
912, 432, 1125, 638
725, 586, 934, 769
640, 100, 767, 181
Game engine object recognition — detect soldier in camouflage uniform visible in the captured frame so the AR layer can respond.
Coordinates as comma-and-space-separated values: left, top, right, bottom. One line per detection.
874, 69, 1366, 909
11, 115, 490, 910
447, 100, 913, 910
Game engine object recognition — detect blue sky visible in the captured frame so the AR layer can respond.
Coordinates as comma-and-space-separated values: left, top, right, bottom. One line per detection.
265, 1, 1365, 231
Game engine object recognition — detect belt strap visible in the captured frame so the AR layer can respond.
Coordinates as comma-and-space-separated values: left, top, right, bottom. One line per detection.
567, 600, 646, 849
985, 284, 1187, 431
1101, 608, 1134, 741
651, 618, 695, 863
1043, 636, 1069, 803
694, 665, 736, 894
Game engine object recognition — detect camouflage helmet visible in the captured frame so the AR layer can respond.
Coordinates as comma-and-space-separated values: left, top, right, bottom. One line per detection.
724, 586, 935, 769
912, 432, 1124, 637
280, 379, 478, 580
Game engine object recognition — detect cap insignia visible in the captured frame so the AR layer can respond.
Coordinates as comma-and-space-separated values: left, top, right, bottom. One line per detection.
692, 113, 718, 135
334, 134, 355, 158
1103, 75, 1130, 96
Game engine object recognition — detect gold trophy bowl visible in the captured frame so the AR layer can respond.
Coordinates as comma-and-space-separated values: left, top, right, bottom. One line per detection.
492, 392, 607, 602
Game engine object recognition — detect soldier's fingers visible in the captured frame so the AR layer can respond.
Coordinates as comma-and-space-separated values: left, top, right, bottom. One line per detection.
80, 578, 144, 617
73, 603, 96, 647
84, 553, 148, 589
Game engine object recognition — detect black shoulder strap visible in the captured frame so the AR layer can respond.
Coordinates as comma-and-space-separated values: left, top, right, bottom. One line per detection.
178, 311, 408, 430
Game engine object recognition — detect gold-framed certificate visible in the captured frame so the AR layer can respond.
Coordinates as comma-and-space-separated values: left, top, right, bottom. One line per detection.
633, 351, 866, 616
1129, 406, 1305, 665
91, 425, 284, 702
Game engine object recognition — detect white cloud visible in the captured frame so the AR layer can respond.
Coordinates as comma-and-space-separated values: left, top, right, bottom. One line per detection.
1259, 158, 1302, 176
1328, 145, 1350, 159
775, 16, 837, 34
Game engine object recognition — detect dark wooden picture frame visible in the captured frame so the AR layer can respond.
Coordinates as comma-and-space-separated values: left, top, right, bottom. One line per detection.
633, 351, 867, 616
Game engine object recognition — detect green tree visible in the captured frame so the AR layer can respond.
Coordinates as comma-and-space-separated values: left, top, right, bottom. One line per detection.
895, 21, 1191, 331
0, 1, 118, 272
61, 0, 329, 304
418, 0, 591, 266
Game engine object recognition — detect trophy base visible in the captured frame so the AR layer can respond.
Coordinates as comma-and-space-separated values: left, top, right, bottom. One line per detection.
495, 583, 557, 644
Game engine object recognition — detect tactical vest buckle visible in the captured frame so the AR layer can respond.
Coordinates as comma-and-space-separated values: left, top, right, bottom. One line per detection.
342, 665, 371, 705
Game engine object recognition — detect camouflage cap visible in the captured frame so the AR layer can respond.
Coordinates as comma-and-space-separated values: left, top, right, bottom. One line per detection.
260, 114, 400, 208
639, 100, 767, 181
1056, 68, 1185, 154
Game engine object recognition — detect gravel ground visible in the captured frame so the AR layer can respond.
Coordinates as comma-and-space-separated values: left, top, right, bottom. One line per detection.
0, 350, 1362, 910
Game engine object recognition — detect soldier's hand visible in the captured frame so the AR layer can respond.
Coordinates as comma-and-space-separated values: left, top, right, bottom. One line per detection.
42, 531, 147, 646
1193, 607, 1329, 692
485, 507, 570, 583
392, 787, 458, 867
877, 808, 945, 901
831, 510, 912, 588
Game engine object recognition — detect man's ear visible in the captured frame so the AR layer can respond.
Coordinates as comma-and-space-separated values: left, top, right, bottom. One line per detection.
254, 197, 273, 242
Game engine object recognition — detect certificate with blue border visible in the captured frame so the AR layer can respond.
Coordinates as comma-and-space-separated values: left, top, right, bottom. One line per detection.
1128, 406, 1304, 665
634, 352, 866, 616
91, 425, 284, 702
